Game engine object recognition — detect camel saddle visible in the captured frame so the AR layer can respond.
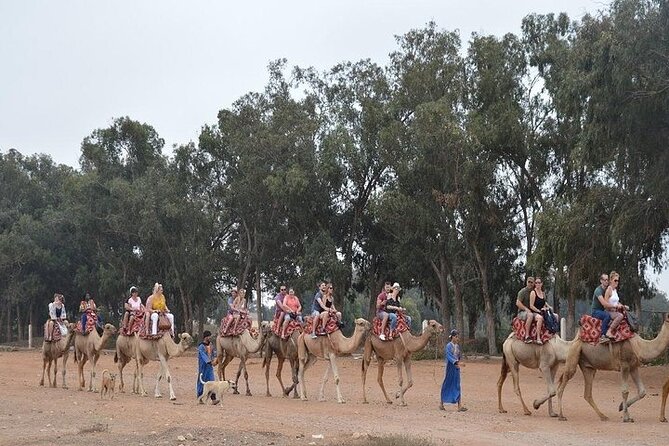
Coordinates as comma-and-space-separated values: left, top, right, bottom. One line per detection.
372, 313, 410, 340
219, 311, 252, 337
579, 315, 635, 345
271, 313, 302, 339
511, 317, 554, 344
120, 310, 144, 336
44, 321, 63, 342
75, 313, 98, 334
303, 314, 340, 336
136, 317, 170, 340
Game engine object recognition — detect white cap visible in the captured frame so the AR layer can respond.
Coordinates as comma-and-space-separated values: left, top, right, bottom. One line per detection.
392, 282, 401, 289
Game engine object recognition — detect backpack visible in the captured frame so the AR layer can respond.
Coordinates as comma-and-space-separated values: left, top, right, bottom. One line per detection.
543, 309, 559, 334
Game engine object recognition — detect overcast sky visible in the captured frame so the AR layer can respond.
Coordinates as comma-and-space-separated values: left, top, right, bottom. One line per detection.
4, 0, 667, 292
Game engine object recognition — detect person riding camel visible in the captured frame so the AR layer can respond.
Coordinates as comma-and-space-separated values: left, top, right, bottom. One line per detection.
145, 283, 175, 337
46, 293, 67, 341
79, 292, 97, 333
122, 286, 143, 331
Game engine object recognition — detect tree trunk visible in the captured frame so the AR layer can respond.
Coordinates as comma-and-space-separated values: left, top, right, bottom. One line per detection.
5, 302, 12, 342
16, 304, 22, 341
473, 246, 497, 355
467, 310, 478, 340
437, 257, 451, 334
197, 303, 205, 339
567, 270, 577, 339
256, 269, 263, 324
444, 259, 465, 338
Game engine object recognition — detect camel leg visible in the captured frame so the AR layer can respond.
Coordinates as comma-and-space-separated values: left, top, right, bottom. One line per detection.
582, 367, 608, 421
154, 356, 165, 398
137, 359, 148, 397
618, 367, 646, 416
89, 355, 100, 392
264, 349, 273, 397
40, 356, 48, 387
394, 358, 404, 401
160, 355, 177, 401
288, 358, 299, 398
298, 354, 316, 401
275, 357, 288, 397
532, 363, 558, 417
509, 358, 532, 415
77, 356, 88, 391
397, 359, 413, 406
660, 377, 669, 422
236, 357, 252, 397
52, 357, 59, 389
117, 356, 127, 393
497, 353, 509, 413
318, 361, 331, 401
216, 350, 226, 381
361, 339, 373, 404
328, 354, 345, 404
375, 359, 392, 404
60, 352, 69, 389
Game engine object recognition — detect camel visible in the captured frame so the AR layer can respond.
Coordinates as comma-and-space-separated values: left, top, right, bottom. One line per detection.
361, 319, 443, 406
39, 322, 77, 388
297, 317, 371, 404
262, 327, 300, 398
216, 324, 266, 396
114, 334, 139, 394
497, 332, 578, 417
135, 332, 194, 400
74, 323, 117, 392
556, 313, 669, 422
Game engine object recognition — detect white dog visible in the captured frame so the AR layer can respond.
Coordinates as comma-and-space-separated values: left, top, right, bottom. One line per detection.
197, 374, 237, 404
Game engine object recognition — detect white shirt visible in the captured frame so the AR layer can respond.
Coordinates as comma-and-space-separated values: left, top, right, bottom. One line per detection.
609, 289, 620, 307
127, 296, 142, 311
48, 302, 66, 320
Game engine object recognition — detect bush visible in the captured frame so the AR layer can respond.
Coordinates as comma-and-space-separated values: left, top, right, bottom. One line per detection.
344, 434, 441, 446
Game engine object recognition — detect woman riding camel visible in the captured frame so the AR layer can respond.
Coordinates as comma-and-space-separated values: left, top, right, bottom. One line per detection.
122, 286, 143, 331
46, 293, 67, 341
602, 271, 628, 341
145, 283, 175, 337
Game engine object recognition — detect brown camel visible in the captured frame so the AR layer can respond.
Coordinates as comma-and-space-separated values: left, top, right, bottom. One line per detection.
497, 332, 577, 417
74, 323, 117, 392
361, 319, 443, 406
262, 327, 299, 398
135, 332, 194, 400
39, 322, 77, 388
298, 318, 371, 404
216, 324, 267, 396
556, 314, 669, 422
113, 334, 139, 394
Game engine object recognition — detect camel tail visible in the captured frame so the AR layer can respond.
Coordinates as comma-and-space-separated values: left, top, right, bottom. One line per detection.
500, 351, 509, 379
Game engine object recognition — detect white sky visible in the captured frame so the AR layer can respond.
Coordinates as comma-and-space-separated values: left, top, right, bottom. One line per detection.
3, 0, 667, 292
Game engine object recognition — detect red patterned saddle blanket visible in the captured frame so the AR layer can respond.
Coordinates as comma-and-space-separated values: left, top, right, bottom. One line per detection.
303, 314, 340, 336
135, 316, 170, 340
75, 313, 98, 334
120, 310, 145, 336
512, 317, 555, 344
372, 313, 410, 340
44, 321, 64, 342
219, 311, 252, 337
271, 313, 302, 339
579, 315, 635, 345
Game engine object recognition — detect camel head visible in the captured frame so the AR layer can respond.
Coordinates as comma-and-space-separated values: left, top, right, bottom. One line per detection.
354, 318, 371, 332
102, 323, 118, 335
424, 320, 444, 336
178, 333, 194, 346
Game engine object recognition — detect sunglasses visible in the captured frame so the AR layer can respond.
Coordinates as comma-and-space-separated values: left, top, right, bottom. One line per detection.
280, 288, 287, 291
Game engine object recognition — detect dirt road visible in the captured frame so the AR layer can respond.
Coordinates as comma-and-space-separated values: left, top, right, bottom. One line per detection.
1, 348, 668, 446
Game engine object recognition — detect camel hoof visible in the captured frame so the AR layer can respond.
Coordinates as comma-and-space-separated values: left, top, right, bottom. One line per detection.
233, 390, 239, 395
337, 400, 346, 404
62, 386, 68, 390
245, 392, 252, 397
400, 402, 407, 407
623, 418, 634, 423
618, 402, 624, 412
266, 392, 272, 398
599, 416, 609, 422
362, 401, 369, 405
498, 409, 507, 414
523, 411, 532, 416
549, 412, 558, 418
386, 401, 393, 405
558, 416, 567, 422
533, 401, 541, 410
170, 396, 176, 401
660, 417, 667, 423
155, 395, 162, 399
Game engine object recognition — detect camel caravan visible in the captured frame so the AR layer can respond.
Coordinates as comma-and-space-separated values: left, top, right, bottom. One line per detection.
38, 275, 669, 424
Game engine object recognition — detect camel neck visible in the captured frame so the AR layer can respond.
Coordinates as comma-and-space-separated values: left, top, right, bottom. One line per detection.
631, 321, 669, 362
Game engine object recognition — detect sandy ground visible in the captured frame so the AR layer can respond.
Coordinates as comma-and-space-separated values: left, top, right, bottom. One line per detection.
1, 346, 669, 446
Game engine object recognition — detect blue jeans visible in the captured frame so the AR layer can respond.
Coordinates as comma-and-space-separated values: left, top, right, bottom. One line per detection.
592, 309, 610, 337
387, 313, 399, 331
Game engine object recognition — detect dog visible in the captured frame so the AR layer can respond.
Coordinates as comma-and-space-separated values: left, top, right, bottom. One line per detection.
100, 369, 116, 400
197, 374, 237, 405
